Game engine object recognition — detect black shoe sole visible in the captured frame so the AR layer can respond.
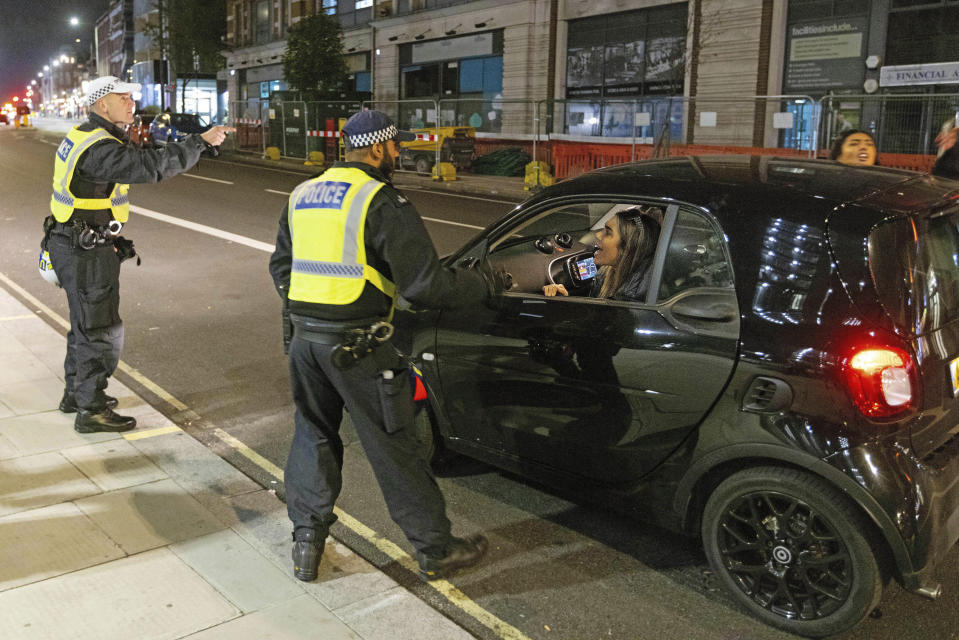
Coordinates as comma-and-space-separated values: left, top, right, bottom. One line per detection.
74, 423, 136, 434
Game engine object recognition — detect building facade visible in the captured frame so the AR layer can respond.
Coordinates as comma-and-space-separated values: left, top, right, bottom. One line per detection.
221, 0, 959, 153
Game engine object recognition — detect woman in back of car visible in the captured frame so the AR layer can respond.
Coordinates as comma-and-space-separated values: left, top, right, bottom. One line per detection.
830, 129, 878, 166
542, 207, 661, 301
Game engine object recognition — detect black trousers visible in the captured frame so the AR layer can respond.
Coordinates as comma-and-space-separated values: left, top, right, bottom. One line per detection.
284, 333, 452, 555
47, 228, 123, 411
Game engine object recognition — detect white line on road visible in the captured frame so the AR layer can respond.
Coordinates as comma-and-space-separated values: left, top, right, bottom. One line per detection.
130, 205, 275, 253
421, 216, 485, 230
400, 186, 519, 206
265, 189, 290, 196
180, 173, 234, 185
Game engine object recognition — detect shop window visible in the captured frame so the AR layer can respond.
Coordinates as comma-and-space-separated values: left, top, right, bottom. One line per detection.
255, 0, 270, 44
402, 65, 440, 98
886, 7, 959, 65
320, 0, 337, 14
355, 71, 371, 93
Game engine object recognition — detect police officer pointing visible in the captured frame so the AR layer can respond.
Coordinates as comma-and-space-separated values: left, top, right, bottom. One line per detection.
269, 110, 502, 582
44, 75, 233, 433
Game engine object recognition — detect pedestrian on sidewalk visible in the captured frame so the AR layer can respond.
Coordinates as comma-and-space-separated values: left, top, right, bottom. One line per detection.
269, 110, 505, 583
43, 75, 233, 433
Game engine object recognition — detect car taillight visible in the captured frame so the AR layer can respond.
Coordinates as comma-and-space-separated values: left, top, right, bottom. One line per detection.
841, 344, 917, 418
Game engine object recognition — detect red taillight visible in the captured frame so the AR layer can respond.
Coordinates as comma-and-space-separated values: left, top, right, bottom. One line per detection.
841, 345, 917, 418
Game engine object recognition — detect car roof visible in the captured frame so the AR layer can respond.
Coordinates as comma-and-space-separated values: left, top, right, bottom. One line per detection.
554, 155, 919, 203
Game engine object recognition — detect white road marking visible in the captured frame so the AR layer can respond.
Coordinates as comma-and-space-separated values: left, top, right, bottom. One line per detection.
180, 173, 234, 185
265, 188, 290, 196
129, 205, 275, 252
402, 188, 519, 206
421, 216, 485, 230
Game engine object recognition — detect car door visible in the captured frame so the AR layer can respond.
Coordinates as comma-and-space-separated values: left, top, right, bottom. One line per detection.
433, 200, 740, 485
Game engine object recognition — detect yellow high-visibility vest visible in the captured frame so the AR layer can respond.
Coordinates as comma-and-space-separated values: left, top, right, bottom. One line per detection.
50, 127, 130, 223
287, 166, 396, 307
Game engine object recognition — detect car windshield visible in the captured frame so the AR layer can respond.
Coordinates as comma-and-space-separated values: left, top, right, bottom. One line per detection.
869, 205, 959, 335
171, 114, 209, 128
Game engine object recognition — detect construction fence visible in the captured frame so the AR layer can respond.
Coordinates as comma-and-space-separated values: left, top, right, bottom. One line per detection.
230, 92, 959, 182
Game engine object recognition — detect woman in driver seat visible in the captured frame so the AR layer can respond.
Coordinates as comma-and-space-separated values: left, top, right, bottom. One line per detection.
543, 208, 661, 301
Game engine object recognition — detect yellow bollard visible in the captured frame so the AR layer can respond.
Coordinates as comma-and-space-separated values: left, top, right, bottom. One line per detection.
304, 151, 325, 166
524, 161, 554, 191
432, 162, 457, 181
264, 146, 281, 161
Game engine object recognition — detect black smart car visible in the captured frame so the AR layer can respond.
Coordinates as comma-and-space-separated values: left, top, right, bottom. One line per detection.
400, 156, 959, 637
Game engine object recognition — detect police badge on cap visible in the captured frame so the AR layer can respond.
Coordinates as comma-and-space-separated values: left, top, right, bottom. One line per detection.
342, 110, 416, 151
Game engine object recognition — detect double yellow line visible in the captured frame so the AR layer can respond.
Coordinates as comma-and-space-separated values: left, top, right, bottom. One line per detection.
0, 271, 531, 640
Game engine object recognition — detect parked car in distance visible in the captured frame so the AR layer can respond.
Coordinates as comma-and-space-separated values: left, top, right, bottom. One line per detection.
129, 113, 155, 147
149, 112, 211, 144
399, 155, 959, 637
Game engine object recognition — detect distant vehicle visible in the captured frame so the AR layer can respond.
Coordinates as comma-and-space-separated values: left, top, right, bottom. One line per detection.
0, 112, 7, 125
129, 113, 155, 147
149, 112, 211, 144
399, 126, 475, 174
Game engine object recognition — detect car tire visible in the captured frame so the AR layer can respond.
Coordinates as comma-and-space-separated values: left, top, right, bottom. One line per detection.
701, 466, 882, 638
415, 156, 433, 175
412, 403, 440, 465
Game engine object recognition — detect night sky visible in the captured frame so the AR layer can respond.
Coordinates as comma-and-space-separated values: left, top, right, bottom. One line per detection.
0, 0, 111, 102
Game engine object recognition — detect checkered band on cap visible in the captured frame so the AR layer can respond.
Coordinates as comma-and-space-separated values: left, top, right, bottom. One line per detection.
347, 124, 397, 149
87, 82, 118, 106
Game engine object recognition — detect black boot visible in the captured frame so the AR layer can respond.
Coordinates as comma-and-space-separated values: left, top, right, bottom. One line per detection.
75, 407, 136, 433
292, 529, 325, 582
60, 392, 117, 414
416, 534, 489, 581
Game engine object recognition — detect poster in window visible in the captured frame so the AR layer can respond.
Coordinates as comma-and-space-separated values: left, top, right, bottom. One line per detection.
604, 40, 645, 86
567, 45, 605, 88
645, 36, 684, 82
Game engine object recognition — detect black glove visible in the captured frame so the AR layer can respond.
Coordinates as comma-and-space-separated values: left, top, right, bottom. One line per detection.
113, 236, 140, 265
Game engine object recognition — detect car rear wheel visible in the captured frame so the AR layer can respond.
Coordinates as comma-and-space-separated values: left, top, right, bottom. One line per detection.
415, 155, 433, 175
412, 403, 440, 465
702, 467, 882, 638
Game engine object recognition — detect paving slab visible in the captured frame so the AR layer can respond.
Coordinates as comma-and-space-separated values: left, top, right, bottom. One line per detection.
61, 438, 168, 492
0, 323, 32, 355
171, 529, 304, 613
74, 478, 226, 554
0, 451, 101, 517
0, 429, 18, 458
0, 547, 240, 640
334, 586, 477, 640
0, 350, 60, 386
0, 316, 65, 350
128, 430, 261, 505
0, 377, 66, 416
184, 595, 361, 640
0, 501, 124, 592
0, 410, 118, 455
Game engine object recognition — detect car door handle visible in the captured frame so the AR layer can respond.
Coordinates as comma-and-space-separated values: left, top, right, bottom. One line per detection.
671, 299, 737, 322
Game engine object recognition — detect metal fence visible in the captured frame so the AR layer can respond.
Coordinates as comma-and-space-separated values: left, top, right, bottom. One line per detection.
231, 93, 957, 181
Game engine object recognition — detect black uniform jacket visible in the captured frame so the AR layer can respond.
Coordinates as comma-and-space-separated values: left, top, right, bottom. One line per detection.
269, 162, 488, 321
68, 112, 206, 225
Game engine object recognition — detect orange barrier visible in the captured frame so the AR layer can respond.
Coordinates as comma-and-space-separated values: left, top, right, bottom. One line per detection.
471, 137, 940, 180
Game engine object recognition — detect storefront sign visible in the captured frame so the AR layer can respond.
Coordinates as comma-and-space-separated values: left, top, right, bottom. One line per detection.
880, 62, 959, 87
412, 33, 493, 65
784, 17, 866, 92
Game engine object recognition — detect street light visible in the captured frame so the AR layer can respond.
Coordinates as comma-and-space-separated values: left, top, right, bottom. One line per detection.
43, 65, 49, 71
70, 16, 79, 26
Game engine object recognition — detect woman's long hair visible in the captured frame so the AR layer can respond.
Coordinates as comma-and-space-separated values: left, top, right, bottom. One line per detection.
598, 209, 661, 299
829, 129, 875, 161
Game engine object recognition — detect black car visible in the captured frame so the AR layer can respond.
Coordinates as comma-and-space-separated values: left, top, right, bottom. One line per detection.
400, 155, 959, 637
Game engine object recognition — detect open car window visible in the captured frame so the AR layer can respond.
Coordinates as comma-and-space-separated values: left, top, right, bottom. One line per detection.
658, 209, 734, 301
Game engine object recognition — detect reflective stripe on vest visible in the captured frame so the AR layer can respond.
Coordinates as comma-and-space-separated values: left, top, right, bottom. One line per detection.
50, 126, 131, 223
287, 167, 395, 307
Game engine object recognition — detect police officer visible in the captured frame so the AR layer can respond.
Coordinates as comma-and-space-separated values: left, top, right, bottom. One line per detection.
46, 75, 233, 433
269, 110, 502, 582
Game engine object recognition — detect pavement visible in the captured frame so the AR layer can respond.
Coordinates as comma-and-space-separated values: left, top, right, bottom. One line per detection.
26, 116, 532, 202
1, 121, 483, 639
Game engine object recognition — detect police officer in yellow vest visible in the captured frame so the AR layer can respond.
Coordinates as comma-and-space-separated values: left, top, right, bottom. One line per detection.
45, 75, 232, 433
269, 110, 502, 583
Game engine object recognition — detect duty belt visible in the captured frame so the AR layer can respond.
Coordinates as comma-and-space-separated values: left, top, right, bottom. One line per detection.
55, 219, 123, 250
290, 315, 394, 369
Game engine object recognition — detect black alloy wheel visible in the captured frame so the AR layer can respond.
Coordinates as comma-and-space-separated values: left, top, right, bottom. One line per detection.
702, 467, 882, 637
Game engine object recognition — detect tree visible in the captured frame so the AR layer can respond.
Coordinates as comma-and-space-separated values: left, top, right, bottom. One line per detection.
282, 14, 349, 100
146, 0, 226, 110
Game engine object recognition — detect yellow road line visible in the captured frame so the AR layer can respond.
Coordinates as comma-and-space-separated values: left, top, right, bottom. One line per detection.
124, 425, 182, 440
0, 270, 532, 640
